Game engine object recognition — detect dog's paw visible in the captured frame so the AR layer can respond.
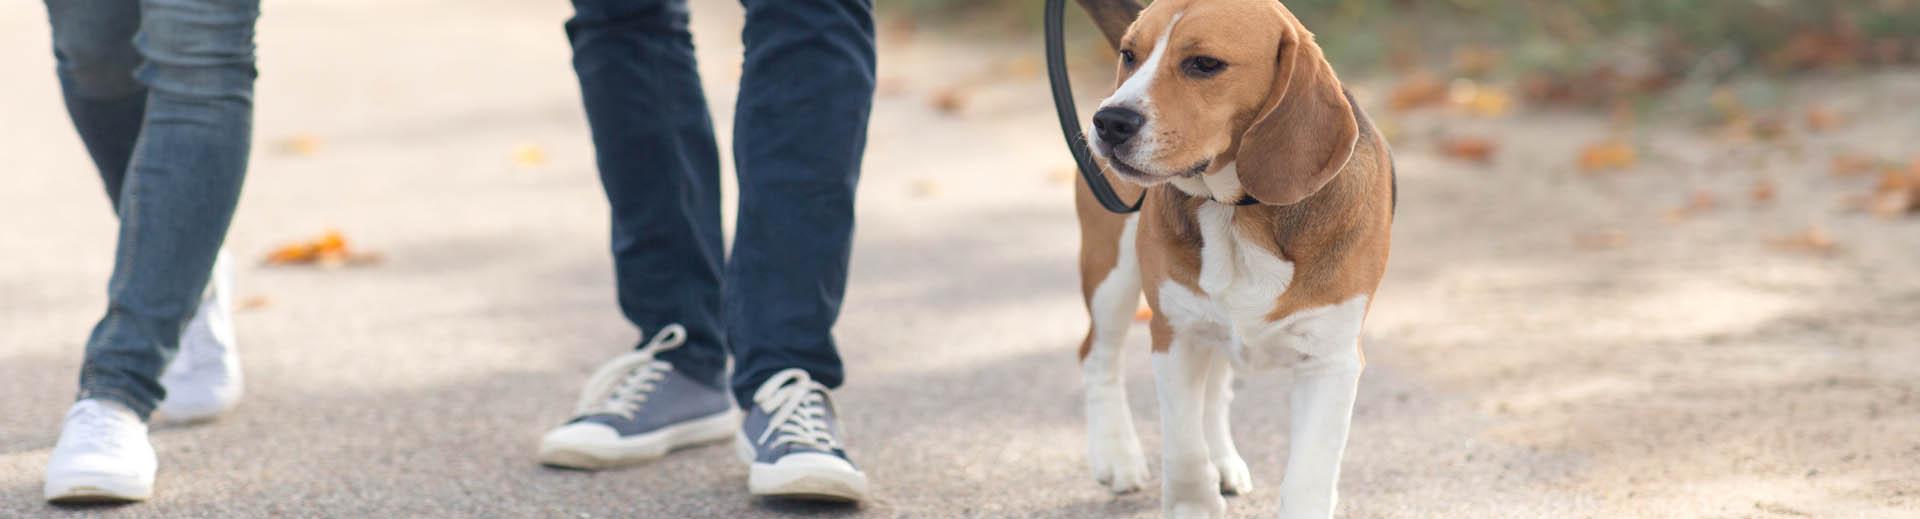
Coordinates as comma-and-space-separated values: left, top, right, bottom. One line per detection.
1164, 494, 1228, 518
1214, 455, 1253, 496
1088, 434, 1151, 493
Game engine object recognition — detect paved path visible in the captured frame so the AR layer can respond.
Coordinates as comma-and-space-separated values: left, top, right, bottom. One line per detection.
4, 1, 1918, 517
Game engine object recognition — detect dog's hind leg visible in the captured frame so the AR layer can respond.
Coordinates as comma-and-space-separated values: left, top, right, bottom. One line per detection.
1080, 215, 1149, 493
1204, 351, 1252, 496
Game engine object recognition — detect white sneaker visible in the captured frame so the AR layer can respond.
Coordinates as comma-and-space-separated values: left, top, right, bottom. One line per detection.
44, 399, 157, 504
155, 250, 243, 424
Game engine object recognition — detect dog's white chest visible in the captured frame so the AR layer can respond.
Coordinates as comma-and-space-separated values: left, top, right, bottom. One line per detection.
1155, 203, 1367, 367
1154, 204, 1293, 350
1190, 203, 1295, 319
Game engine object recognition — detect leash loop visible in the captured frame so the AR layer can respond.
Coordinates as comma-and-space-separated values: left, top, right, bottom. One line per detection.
1046, 0, 1144, 214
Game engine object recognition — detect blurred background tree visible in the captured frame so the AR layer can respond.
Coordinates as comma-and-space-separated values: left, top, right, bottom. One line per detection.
887, 0, 1920, 107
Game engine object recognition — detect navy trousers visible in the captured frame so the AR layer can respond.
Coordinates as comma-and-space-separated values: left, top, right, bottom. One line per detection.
566, 0, 874, 407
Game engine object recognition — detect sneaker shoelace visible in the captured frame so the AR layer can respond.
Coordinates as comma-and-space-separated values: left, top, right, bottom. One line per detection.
752, 369, 840, 452
573, 325, 688, 419
64, 402, 141, 452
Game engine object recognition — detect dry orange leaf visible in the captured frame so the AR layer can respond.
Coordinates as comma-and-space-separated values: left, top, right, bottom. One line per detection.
1387, 72, 1447, 112
264, 230, 381, 268
512, 144, 548, 167
1805, 106, 1845, 132
1448, 80, 1512, 118
1439, 137, 1497, 164
1451, 46, 1505, 77
1578, 139, 1636, 173
1830, 154, 1878, 177
274, 135, 322, 157
929, 88, 968, 115
1134, 304, 1153, 322
1750, 116, 1790, 141
238, 296, 272, 312
1573, 230, 1627, 251
1751, 178, 1777, 204
1867, 165, 1920, 218
910, 179, 940, 198
1768, 226, 1839, 255
1666, 189, 1719, 222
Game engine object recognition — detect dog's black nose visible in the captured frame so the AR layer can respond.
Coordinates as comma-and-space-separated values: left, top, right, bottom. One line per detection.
1093, 107, 1145, 146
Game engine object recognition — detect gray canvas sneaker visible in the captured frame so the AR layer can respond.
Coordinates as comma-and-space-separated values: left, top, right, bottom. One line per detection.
735, 368, 868, 502
539, 325, 738, 470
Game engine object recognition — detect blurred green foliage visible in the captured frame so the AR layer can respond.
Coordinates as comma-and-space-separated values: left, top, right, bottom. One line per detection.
890, 0, 1920, 81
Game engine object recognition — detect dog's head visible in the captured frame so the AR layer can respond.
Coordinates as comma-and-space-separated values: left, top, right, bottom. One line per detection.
1089, 0, 1358, 205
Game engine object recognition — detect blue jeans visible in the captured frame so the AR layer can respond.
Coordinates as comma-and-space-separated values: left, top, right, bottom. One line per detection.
566, 0, 875, 407
45, 0, 258, 420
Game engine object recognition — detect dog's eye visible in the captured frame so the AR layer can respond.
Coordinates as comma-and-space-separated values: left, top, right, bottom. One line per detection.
1120, 50, 1137, 67
1183, 56, 1226, 78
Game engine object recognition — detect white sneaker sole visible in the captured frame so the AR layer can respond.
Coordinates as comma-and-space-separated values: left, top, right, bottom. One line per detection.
735, 434, 869, 502
538, 409, 739, 470
45, 473, 153, 504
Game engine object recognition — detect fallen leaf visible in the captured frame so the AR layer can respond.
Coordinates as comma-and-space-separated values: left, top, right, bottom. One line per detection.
237, 296, 271, 312
1388, 72, 1447, 112
1134, 304, 1153, 322
1750, 116, 1790, 141
1769, 225, 1839, 255
513, 144, 548, 167
1578, 139, 1637, 173
274, 135, 323, 157
1868, 165, 1920, 218
1751, 178, 1777, 204
1805, 106, 1845, 132
1573, 230, 1627, 251
929, 88, 968, 115
263, 230, 381, 268
1448, 80, 1512, 117
1687, 190, 1718, 211
1439, 137, 1497, 164
1666, 189, 1719, 222
1831, 154, 1878, 177
911, 179, 940, 198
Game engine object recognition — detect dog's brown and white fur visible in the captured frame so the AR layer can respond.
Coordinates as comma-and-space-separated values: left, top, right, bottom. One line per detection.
1073, 0, 1393, 517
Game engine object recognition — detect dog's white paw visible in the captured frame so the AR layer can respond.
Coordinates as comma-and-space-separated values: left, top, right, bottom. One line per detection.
1214, 455, 1253, 495
1164, 494, 1228, 518
1087, 432, 1151, 493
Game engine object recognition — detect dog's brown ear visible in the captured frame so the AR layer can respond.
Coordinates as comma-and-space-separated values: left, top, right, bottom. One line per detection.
1236, 9, 1358, 206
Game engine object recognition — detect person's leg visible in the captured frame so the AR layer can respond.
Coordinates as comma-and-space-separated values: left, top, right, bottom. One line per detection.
568, 0, 727, 385
536, 0, 735, 470
46, 0, 144, 206
726, 0, 875, 407
75, 0, 259, 421
727, 0, 874, 502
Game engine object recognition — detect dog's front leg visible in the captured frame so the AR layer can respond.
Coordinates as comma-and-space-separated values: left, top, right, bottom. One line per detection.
1153, 335, 1228, 518
1275, 343, 1362, 519
1204, 353, 1253, 496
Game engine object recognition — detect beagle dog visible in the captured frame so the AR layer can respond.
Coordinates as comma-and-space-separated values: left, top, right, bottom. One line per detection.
1073, 0, 1393, 517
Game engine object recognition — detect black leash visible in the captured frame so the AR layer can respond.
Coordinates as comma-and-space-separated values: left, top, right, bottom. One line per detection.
1045, 0, 1144, 214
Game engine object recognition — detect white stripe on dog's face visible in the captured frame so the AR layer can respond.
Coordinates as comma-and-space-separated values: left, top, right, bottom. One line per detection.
1092, 13, 1183, 173
1102, 12, 1182, 115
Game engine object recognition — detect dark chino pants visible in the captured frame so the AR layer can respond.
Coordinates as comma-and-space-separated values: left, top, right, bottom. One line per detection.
565, 0, 874, 407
